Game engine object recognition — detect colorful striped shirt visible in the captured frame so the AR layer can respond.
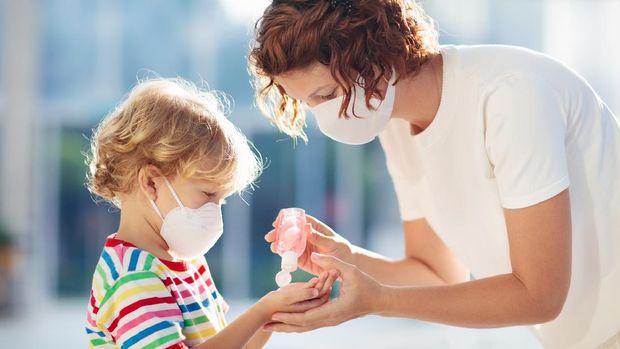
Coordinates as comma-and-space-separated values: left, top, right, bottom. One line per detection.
86, 234, 228, 348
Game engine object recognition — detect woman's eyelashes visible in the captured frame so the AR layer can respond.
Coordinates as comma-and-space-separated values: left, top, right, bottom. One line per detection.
318, 88, 338, 101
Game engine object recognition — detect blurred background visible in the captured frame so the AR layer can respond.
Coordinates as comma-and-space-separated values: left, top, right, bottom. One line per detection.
0, 0, 618, 348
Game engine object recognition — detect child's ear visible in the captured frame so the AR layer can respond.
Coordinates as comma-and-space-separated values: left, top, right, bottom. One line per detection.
138, 165, 163, 201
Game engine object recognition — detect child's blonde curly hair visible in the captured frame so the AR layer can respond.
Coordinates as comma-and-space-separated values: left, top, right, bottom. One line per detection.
86, 78, 262, 207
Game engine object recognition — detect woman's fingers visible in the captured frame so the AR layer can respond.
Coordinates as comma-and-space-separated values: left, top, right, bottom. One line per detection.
306, 214, 336, 237
308, 228, 336, 250
264, 322, 320, 333
310, 253, 354, 278
265, 229, 276, 242
266, 230, 277, 252
271, 298, 339, 327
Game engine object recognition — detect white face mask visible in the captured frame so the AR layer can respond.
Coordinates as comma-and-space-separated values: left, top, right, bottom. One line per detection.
311, 72, 396, 145
149, 179, 223, 260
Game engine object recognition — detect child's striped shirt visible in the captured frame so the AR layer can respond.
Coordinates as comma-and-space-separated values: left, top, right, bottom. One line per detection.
86, 234, 228, 348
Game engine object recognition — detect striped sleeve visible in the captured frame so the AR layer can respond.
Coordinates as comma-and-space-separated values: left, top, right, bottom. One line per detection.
96, 271, 189, 349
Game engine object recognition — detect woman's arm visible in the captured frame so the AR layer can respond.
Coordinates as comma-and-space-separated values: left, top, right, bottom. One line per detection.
265, 190, 571, 331
378, 190, 572, 326
352, 218, 469, 286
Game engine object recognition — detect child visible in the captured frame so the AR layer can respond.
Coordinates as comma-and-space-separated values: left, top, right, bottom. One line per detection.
84, 78, 337, 348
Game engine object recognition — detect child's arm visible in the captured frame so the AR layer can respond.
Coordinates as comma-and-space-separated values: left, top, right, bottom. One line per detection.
244, 331, 272, 349
196, 272, 336, 349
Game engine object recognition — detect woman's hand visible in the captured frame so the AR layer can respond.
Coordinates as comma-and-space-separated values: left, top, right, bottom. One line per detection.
265, 214, 355, 276
256, 270, 339, 324
263, 253, 383, 333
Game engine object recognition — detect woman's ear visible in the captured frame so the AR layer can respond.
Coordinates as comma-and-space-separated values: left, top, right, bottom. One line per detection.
138, 165, 162, 202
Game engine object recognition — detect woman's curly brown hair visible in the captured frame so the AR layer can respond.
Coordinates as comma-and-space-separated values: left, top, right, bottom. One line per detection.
249, 0, 439, 141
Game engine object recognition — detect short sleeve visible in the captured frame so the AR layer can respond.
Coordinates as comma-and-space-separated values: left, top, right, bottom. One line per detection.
96, 271, 188, 349
484, 74, 570, 209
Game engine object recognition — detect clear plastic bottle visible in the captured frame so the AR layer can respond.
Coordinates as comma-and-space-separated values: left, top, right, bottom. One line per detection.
273, 208, 308, 287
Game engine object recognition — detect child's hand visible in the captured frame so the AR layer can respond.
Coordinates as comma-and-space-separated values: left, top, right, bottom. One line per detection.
285, 269, 339, 313
257, 270, 339, 323
313, 269, 339, 298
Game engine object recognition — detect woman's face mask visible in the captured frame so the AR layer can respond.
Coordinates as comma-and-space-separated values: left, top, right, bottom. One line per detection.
311, 73, 396, 145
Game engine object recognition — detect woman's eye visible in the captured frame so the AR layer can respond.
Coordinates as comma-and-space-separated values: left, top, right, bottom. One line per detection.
319, 89, 337, 101
203, 192, 216, 198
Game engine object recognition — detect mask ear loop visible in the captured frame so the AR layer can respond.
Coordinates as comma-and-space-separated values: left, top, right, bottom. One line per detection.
163, 178, 186, 212
383, 67, 397, 103
369, 68, 397, 110
149, 199, 165, 221
148, 177, 185, 221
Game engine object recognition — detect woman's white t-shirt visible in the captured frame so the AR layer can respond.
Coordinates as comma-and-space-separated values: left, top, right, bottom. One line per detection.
378, 45, 620, 349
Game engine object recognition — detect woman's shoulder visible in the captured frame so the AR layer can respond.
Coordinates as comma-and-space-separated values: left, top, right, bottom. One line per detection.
446, 44, 583, 88
445, 44, 548, 62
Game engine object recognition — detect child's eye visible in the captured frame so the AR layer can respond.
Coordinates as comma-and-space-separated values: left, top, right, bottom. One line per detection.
203, 192, 216, 198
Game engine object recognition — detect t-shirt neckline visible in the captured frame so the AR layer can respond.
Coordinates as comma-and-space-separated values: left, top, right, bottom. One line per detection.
105, 233, 191, 272
408, 44, 458, 148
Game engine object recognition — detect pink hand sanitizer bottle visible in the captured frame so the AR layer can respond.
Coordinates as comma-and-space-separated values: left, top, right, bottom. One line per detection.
273, 208, 308, 287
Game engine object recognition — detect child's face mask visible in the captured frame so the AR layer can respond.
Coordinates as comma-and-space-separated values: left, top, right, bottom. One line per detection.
149, 178, 223, 260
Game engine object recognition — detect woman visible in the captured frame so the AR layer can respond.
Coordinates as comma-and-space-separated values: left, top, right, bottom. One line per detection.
249, 1, 620, 348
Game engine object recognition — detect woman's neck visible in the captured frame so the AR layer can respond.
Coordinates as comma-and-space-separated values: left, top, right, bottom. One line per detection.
115, 197, 176, 262
391, 53, 443, 134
